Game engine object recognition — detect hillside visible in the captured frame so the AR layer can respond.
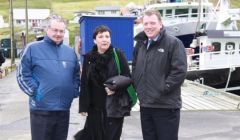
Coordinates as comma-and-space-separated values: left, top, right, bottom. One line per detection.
0, 0, 145, 45
0, 0, 145, 21
0, 0, 239, 45
1, 0, 239, 21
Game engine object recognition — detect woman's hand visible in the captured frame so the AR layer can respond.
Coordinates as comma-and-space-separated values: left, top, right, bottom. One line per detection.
80, 112, 88, 116
105, 87, 115, 96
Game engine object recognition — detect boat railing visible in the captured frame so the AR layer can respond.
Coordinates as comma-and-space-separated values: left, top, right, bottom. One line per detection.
187, 49, 240, 70
163, 12, 218, 24
187, 53, 200, 70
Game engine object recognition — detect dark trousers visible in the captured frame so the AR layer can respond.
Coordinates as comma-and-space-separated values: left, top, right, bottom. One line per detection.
30, 110, 70, 140
106, 117, 124, 140
140, 107, 180, 140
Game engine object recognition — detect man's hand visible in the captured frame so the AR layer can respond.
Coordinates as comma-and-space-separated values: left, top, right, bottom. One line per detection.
80, 112, 88, 116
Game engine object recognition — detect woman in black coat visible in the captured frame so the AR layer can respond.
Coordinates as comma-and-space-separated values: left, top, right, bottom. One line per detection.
77, 25, 131, 140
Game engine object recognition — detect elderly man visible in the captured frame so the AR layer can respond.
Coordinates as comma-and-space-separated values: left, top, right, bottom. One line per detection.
16, 15, 80, 140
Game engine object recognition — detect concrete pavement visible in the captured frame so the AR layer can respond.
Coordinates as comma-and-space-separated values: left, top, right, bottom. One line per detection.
1, 71, 240, 140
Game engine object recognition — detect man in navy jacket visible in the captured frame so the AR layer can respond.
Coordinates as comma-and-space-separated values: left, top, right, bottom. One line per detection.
16, 15, 80, 140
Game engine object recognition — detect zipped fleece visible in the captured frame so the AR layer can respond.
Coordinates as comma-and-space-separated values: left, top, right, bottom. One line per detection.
132, 28, 187, 109
17, 35, 80, 111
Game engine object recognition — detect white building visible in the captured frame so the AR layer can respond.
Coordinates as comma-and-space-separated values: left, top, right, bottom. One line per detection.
0, 15, 8, 28
70, 11, 95, 24
95, 6, 121, 15
13, 9, 50, 28
0, 15, 4, 28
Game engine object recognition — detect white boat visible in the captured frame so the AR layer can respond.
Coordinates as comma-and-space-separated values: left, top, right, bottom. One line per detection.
186, 30, 240, 95
134, 0, 240, 47
134, 0, 240, 94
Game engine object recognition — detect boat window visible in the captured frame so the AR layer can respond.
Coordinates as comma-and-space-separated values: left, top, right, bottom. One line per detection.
191, 9, 198, 17
175, 9, 188, 17
203, 9, 206, 17
212, 42, 221, 54
158, 10, 163, 17
166, 9, 172, 17
225, 42, 235, 54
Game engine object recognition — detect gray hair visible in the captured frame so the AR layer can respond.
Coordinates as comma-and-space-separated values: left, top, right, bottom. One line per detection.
46, 14, 66, 28
143, 9, 162, 22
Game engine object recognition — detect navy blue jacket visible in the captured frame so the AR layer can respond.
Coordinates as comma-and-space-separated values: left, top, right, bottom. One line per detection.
17, 35, 80, 111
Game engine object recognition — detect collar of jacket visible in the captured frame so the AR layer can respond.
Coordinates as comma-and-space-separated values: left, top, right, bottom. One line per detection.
43, 35, 63, 47
83, 44, 114, 60
134, 27, 166, 45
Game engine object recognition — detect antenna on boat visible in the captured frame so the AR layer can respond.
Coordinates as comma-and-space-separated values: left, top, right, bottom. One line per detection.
190, 0, 203, 48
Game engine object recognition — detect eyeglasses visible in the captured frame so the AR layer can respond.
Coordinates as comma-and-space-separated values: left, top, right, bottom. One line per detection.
49, 27, 65, 34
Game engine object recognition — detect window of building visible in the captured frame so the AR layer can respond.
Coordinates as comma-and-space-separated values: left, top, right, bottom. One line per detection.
111, 10, 117, 14
16, 20, 21, 24
98, 11, 105, 15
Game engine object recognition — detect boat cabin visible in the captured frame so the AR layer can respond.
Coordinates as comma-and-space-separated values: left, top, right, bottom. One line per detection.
146, 2, 214, 25
188, 30, 240, 70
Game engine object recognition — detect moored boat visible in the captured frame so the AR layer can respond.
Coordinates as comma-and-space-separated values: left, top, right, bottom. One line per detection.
186, 30, 240, 95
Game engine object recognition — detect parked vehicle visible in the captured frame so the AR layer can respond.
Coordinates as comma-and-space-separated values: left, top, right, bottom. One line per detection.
0, 38, 17, 58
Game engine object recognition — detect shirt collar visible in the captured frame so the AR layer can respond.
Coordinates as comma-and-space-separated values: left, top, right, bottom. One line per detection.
149, 35, 159, 42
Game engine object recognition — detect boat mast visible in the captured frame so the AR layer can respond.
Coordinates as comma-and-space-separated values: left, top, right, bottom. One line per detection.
190, 0, 204, 48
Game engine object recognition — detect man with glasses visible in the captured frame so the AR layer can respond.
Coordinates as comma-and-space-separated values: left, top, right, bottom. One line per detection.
16, 15, 80, 140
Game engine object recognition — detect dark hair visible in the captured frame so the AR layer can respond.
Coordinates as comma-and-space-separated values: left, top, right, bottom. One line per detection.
143, 9, 162, 22
93, 25, 112, 39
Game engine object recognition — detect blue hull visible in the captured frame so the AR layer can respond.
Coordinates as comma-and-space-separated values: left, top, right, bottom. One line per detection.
176, 34, 194, 48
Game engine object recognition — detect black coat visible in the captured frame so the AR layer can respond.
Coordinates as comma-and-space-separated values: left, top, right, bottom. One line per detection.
0, 51, 5, 66
133, 28, 187, 109
79, 45, 131, 118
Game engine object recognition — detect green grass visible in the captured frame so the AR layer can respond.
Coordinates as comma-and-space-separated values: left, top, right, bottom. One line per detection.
52, 0, 145, 20
0, 0, 145, 46
0, 0, 239, 46
0, 0, 52, 21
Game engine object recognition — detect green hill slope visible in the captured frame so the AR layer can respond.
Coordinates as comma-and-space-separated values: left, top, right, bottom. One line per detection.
0, 0, 239, 45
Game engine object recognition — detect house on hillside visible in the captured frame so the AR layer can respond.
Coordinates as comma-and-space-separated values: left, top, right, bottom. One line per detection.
95, 6, 121, 15
0, 15, 8, 28
0, 15, 4, 28
13, 9, 50, 28
70, 11, 95, 24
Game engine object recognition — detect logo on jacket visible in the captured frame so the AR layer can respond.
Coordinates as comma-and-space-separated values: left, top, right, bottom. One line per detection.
31, 99, 36, 107
62, 61, 67, 68
158, 48, 164, 53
